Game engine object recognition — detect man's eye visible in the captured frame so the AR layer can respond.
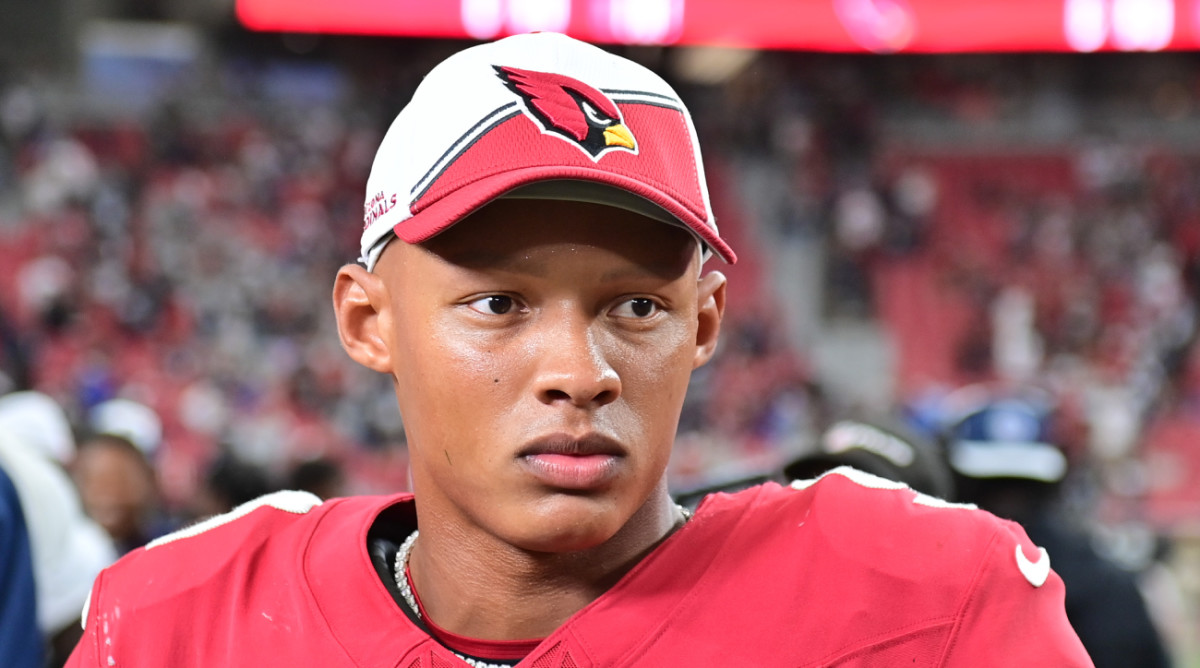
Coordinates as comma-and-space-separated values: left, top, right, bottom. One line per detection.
467, 295, 516, 315
611, 298, 659, 319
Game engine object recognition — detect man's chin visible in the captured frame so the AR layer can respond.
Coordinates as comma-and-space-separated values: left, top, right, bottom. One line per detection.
518, 531, 615, 555
500, 497, 626, 554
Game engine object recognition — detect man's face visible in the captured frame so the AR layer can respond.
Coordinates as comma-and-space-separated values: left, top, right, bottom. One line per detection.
72, 439, 156, 544
336, 199, 724, 553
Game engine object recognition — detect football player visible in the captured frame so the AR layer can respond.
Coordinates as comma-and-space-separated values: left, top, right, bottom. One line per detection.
68, 33, 1092, 667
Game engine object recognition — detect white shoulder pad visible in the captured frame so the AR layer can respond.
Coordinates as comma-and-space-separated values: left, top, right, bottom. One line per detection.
790, 466, 976, 510
146, 490, 323, 550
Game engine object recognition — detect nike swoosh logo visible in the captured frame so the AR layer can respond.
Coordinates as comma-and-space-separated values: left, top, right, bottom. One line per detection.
1015, 545, 1051, 587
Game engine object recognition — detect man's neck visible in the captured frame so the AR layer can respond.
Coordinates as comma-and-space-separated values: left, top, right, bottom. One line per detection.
407, 493, 684, 641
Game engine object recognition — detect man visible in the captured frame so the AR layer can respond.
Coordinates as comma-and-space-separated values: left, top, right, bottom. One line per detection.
75, 399, 174, 554
72, 433, 163, 555
0, 393, 116, 665
945, 384, 1169, 668
68, 33, 1091, 666
674, 415, 954, 509
0, 456, 41, 668
781, 416, 956, 500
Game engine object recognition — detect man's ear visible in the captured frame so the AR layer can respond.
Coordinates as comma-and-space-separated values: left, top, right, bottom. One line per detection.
693, 270, 727, 369
333, 264, 394, 374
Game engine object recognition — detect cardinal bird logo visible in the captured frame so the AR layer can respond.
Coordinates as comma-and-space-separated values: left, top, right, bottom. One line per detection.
495, 65, 636, 160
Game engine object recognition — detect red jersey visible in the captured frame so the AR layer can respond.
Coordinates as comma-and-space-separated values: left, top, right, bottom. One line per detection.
68, 467, 1091, 667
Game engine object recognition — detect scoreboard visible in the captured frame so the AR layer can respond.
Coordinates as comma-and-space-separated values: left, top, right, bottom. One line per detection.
236, 0, 1200, 53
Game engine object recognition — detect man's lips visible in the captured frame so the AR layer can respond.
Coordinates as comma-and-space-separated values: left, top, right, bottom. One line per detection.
517, 433, 626, 458
517, 433, 625, 490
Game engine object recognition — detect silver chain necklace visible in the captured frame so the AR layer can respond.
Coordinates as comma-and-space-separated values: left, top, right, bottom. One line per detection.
393, 529, 422, 619
393, 505, 692, 668
392, 529, 519, 668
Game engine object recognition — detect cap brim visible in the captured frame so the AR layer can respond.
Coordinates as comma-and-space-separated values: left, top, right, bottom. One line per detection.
950, 440, 1067, 483
392, 167, 737, 264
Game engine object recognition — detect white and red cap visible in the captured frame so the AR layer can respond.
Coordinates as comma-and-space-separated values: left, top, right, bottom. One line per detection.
360, 31, 736, 269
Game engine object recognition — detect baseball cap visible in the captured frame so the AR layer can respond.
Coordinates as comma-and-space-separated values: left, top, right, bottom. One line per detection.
360, 32, 736, 270
89, 398, 163, 458
782, 418, 955, 500
943, 387, 1067, 484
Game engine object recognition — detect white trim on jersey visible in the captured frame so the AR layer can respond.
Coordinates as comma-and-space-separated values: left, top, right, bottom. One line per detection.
791, 466, 977, 510
146, 490, 323, 550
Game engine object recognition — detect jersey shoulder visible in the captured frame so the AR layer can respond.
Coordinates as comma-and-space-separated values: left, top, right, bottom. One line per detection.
607, 469, 1089, 666
727, 465, 998, 535
84, 491, 394, 624
708, 467, 1041, 591
72, 492, 421, 667
115, 490, 326, 585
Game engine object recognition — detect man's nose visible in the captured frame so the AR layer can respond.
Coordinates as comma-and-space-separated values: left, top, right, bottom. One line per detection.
532, 313, 621, 409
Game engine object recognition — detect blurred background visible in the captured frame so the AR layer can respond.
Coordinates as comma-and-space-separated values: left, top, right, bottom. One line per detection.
2, 0, 1200, 664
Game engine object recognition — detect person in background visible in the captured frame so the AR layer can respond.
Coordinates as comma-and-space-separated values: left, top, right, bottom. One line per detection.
286, 456, 347, 500
781, 416, 955, 500
944, 383, 1171, 668
0, 392, 117, 666
72, 434, 163, 555
73, 399, 172, 554
0, 454, 42, 668
189, 450, 275, 519
673, 415, 955, 509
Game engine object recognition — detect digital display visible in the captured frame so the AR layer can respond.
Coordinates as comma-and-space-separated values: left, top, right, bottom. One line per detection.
236, 0, 1200, 53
